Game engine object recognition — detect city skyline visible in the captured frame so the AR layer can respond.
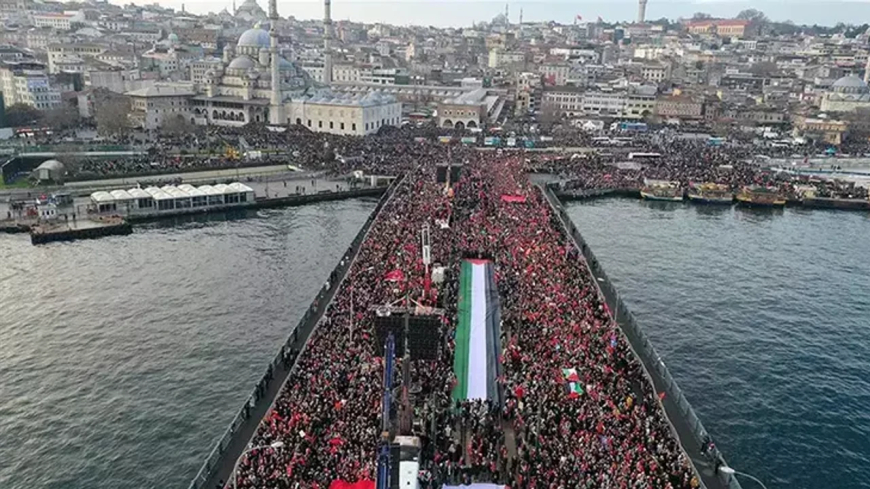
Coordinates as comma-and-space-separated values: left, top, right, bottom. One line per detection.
144, 0, 870, 29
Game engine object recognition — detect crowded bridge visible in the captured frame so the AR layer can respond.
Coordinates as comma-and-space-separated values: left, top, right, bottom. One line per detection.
224, 150, 702, 489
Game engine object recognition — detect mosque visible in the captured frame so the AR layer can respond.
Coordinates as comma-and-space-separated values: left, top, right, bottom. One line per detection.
130, 0, 401, 136
819, 73, 870, 114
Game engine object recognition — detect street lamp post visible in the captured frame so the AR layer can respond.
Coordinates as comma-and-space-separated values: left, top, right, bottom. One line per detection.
720, 466, 768, 489
231, 441, 285, 489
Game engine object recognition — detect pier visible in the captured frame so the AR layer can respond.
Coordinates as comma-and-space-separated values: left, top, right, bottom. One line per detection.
29, 216, 132, 245
2, 180, 388, 244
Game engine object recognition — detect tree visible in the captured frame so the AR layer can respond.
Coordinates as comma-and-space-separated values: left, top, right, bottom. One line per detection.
93, 92, 131, 138
692, 12, 713, 20
43, 105, 80, 131
4, 104, 42, 127
160, 113, 194, 135
736, 9, 768, 23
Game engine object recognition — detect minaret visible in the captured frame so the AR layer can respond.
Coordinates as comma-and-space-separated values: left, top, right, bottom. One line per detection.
637, 0, 647, 23
268, 0, 282, 124
518, 8, 523, 38
323, 0, 333, 84
864, 56, 870, 85
504, 3, 509, 25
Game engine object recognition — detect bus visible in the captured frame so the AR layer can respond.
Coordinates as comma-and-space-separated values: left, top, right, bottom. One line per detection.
628, 152, 662, 160
395, 436, 420, 489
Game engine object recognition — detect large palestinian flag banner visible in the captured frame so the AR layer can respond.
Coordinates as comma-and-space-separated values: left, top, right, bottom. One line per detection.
452, 259, 502, 402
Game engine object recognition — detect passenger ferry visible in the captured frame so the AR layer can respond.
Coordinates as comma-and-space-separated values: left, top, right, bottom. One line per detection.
640, 179, 683, 201
735, 185, 786, 208
687, 182, 733, 205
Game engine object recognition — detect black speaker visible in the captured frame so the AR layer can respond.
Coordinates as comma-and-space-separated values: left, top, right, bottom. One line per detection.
389, 443, 401, 489
436, 165, 449, 183
407, 316, 441, 360
450, 165, 463, 182
375, 316, 406, 357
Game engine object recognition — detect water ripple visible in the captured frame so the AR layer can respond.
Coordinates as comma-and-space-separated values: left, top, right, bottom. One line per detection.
0, 200, 376, 489
567, 199, 870, 489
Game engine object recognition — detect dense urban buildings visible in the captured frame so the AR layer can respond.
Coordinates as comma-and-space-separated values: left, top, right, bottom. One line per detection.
0, 0, 866, 139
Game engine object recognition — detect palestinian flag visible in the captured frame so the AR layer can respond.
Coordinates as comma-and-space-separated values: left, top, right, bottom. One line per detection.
452, 260, 502, 402
562, 368, 583, 398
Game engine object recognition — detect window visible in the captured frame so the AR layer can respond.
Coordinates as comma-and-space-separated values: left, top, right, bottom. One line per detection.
318, 121, 322, 128
329, 121, 333, 129
307, 119, 311, 127
352, 123, 356, 131
340, 122, 345, 130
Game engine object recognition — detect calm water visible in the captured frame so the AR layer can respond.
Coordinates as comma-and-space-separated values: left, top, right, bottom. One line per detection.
0, 200, 376, 489
567, 199, 870, 489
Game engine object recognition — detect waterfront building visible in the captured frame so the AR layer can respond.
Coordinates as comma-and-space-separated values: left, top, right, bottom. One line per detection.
0, 59, 61, 109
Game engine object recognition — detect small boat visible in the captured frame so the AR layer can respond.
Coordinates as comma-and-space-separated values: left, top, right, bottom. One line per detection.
735, 185, 786, 207
640, 179, 683, 202
687, 182, 733, 205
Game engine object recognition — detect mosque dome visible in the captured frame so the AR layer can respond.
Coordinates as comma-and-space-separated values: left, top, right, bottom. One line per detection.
167, 32, 179, 43
237, 27, 270, 48
228, 55, 256, 70
831, 75, 869, 94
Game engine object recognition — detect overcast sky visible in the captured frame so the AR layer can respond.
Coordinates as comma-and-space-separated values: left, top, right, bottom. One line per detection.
154, 0, 870, 28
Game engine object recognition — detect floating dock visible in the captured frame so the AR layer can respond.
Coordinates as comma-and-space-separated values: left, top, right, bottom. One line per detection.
29, 217, 132, 245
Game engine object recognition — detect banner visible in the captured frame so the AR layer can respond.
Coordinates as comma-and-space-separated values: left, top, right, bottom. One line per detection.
438, 136, 453, 144
443, 485, 508, 489
484, 137, 501, 146
461, 136, 477, 144
506, 137, 517, 147
500, 194, 527, 203
453, 260, 502, 402
330, 481, 375, 489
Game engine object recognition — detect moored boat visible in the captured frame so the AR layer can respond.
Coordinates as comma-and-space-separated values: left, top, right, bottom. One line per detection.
640, 179, 683, 201
687, 182, 733, 205
735, 185, 786, 207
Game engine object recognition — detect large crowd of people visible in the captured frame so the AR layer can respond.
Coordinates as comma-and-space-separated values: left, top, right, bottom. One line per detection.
538, 131, 870, 200
228, 149, 700, 489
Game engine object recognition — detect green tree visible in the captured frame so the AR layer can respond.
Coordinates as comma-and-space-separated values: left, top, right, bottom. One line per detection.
737, 9, 768, 23
4, 104, 42, 127
692, 12, 713, 20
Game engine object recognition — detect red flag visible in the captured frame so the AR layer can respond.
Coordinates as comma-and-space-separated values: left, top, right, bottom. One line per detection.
384, 269, 405, 282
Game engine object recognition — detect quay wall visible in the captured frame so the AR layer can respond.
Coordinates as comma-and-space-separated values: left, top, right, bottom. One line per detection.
189, 176, 403, 489
541, 183, 742, 489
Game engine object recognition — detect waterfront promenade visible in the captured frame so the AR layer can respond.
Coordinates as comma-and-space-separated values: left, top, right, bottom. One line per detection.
194, 155, 735, 489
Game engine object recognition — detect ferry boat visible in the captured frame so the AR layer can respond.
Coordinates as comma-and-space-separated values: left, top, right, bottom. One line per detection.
640, 179, 683, 202
687, 182, 733, 205
735, 185, 786, 208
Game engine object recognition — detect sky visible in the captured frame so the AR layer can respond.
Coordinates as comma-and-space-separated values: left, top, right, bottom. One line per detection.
150, 0, 870, 28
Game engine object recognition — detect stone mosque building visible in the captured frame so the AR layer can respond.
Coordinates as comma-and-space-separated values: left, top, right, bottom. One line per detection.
128, 0, 401, 136
819, 74, 870, 113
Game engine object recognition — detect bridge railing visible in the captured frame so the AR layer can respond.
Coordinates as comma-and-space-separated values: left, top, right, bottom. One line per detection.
187, 176, 403, 489
541, 183, 741, 489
